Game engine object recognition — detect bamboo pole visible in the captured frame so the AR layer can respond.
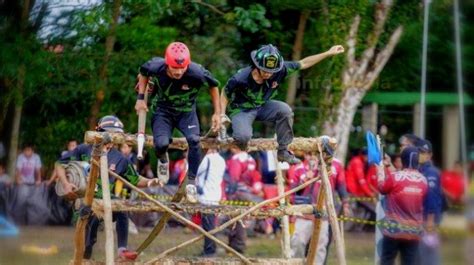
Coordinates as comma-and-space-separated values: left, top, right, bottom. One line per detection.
147, 175, 323, 264
273, 151, 291, 258
84, 131, 337, 153
306, 178, 326, 265
73, 137, 103, 265
99, 154, 114, 265
90, 160, 251, 265
317, 144, 346, 265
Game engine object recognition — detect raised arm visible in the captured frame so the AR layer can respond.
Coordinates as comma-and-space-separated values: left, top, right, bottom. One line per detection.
209, 86, 221, 132
220, 89, 228, 116
298, 45, 345, 70
134, 74, 149, 113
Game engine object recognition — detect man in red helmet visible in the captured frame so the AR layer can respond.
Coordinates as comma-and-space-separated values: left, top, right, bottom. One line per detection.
135, 42, 220, 203
220, 44, 344, 164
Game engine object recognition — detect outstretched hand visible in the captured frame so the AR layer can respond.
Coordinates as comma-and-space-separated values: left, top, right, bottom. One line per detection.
327, 45, 345, 55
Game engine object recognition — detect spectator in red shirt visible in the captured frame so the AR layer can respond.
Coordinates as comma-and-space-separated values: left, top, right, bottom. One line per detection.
346, 149, 374, 197
378, 146, 428, 265
441, 161, 465, 204
225, 145, 265, 253
290, 155, 349, 264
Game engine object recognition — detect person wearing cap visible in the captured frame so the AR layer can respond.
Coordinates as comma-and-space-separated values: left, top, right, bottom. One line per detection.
377, 146, 428, 265
399, 133, 420, 152
55, 115, 161, 261
220, 44, 344, 164
134, 42, 221, 203
416, 138, 443, 265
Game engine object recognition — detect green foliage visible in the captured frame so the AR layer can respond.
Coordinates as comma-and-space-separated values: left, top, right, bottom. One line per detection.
233, 4, 271, 33
0, 0, 472, 172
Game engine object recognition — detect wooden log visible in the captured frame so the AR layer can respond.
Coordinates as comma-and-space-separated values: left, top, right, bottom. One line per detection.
70, 257, 305, 265
91, 160, 252, 265
99, 155, 114, 265
73, 137, 102, 265
92, 200, 316, 218
273, 151, 291, 259
84, 131, 337, 153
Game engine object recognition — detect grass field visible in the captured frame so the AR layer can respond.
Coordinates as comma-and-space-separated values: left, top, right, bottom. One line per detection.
0, 225, 467, 265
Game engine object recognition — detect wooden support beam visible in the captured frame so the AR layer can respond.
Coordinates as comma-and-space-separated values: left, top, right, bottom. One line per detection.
273, 151, 291, 258
84, 131, 337, 153
91, 160, 252, 265
99, 154, 114, 265
92, 200, 316, 218
306, 179, 326, 265
147, 176, 323, 264
73, 136, 103, 265
317, 144, 346, 265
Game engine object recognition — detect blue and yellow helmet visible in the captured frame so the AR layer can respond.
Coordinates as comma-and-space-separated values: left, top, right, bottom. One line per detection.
251, 44, 284, 73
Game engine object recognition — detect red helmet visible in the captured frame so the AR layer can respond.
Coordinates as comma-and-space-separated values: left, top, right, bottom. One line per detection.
165, 42, 191, 68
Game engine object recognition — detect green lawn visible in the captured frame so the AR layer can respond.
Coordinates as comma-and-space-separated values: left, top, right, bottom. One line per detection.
0, 226, 466, 265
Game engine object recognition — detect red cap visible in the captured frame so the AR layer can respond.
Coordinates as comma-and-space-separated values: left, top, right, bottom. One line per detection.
164, 42, 191, 68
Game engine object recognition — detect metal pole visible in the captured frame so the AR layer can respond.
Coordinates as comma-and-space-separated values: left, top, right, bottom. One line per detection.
419, 0, 431, 138
453, 0, 469, 200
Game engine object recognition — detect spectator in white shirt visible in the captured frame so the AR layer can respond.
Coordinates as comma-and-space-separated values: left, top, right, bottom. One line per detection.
196, 148, 225, 256
15, 144, 42, 185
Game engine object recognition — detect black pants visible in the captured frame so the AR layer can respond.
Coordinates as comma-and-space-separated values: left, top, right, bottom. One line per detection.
83, 212, 128, 259
201, 213, 216, 255
151, 107, 201, 178
381, 236, 419, 265
228, 221, 246, 254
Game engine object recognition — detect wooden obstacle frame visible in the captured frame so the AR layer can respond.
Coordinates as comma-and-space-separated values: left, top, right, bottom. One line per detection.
71, 131, 346, 265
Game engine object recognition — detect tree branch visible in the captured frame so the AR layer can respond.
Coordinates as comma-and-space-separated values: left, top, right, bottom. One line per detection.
192, 0, 225, 16
343, 15, 361, 87
355, 1, 393, 77
364, 26, 403, 89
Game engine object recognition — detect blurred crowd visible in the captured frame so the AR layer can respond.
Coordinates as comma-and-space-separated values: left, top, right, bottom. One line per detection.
0, 133, 472, 264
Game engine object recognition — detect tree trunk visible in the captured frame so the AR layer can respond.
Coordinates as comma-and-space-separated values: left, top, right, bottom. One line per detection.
7, 0, 30, 178
6, 69, 24, 178
326, 88, 366, 164
285, 10, 310, 107
88, 0, 121, 129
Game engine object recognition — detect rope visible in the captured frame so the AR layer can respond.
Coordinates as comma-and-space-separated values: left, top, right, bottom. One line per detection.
55, 161, 89, 198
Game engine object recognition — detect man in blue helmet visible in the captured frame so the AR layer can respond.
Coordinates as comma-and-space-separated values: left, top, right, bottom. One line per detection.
55, 115, 161, 261
220, 44, 344, 164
